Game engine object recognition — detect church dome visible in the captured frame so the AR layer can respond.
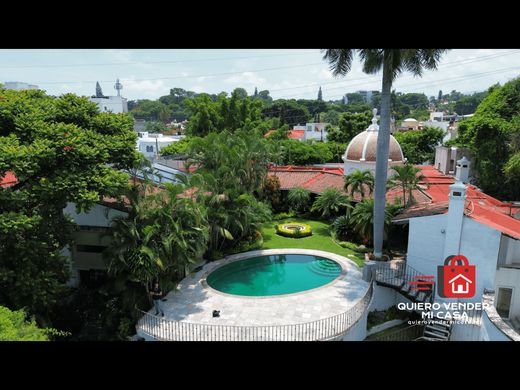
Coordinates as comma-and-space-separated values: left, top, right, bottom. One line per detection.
343, 110, 405, 163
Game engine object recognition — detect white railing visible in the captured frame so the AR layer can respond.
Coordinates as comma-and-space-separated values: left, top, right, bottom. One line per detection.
136, 282, 373, 341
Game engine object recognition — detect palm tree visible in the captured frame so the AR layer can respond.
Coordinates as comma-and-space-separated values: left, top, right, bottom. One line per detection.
288, 187, 312, 213
392, 163, 425, 207
350, 199, 400, 246
311, 187, 351, 219
344, 170, 374, 200
323, 49, 449, 259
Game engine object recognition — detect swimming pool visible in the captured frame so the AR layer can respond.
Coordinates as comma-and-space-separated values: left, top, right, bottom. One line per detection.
205, 254, 344, 296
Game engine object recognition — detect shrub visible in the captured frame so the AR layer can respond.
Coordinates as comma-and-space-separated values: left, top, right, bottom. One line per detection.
273, 211, 297, 220
275, 222, 312, 238
332, 215, 351, 241
337, 240, 371, 253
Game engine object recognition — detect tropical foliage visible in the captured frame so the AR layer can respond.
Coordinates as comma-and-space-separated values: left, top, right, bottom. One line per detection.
344, 170, 374, 199
287, 187, 312, 213
349, 199, 401, 245
311, 187, 351, 219
391, 163, 425, 207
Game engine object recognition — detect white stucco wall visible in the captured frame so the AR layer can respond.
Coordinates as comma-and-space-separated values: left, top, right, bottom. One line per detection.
407, 214, 501, 301
480, 311, 512, 341
369, 284, 398, 311
343, 160, 403, 178
90, 96, 128, 113
495, 267, 520, 319
64, 202, 128, 227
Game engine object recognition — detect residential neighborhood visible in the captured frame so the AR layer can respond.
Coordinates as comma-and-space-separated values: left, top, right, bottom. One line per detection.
1, 48, 520, 342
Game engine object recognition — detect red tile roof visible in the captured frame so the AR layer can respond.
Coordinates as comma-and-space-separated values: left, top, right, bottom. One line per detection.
264, 129, 305, 139
0, 172, 17, 188
394, 166, 520, 240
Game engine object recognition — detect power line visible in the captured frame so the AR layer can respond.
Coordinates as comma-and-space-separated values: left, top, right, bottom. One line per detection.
269, 49, 520, 95
30, 62, 325, 85
0, 50, 317, 69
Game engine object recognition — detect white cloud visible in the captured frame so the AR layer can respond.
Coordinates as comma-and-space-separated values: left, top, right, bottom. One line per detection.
103, 49, 134, 63
224, 72, 266, 85
122, 77, 169, 98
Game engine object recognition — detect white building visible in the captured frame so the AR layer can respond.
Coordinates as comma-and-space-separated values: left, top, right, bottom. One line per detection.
392, 157, 520, 340
136, 132, 184, 160
89, 80, 128, 114
3, 81, 39, 90
301, 122, 329, 141
342, 109, 405, 177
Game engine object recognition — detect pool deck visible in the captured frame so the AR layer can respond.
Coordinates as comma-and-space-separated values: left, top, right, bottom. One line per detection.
153, 249, 369, 327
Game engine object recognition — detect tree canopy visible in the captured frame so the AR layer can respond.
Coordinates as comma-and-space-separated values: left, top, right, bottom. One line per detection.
0, 88, 140, 321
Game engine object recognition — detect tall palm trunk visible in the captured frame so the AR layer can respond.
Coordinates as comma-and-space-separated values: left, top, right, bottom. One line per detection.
373, 67, 392, 259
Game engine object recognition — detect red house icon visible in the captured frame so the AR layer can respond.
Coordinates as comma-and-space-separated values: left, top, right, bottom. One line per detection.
448, 274, 473, 295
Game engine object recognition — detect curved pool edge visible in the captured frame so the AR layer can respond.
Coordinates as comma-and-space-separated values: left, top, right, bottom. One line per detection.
200, 248, 361, 299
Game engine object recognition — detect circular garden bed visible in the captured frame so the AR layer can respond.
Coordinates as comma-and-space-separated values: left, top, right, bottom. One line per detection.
275, 222, 312, 238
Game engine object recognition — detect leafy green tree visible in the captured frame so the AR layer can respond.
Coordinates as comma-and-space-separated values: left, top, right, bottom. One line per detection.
0, 89, 140, 323
323, 48, 448, 259
323, 110, 340, 125
256, 90, 273, 105
0, 306, 49, 341
233, 87, 248, 100
454, 77, 520, 199
344, 170, 374, 199
287, 187, 312, 213
311, 187, 350, 219
160, 137, 198, 156
262, 100, 310, 127
327, 111, 372, 144
391, 163, 424, 207
394, 126, 444, 164
262, 175, 282, 210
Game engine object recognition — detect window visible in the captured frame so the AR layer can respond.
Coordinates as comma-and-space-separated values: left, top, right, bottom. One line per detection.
496, 287, 513, 319
146, 145, 154, 152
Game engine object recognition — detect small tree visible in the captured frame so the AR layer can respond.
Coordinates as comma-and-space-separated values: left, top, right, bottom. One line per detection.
287, 187, 311, 213
344, 170, 375, 199
262, 175, 282, 210
311, 187, 351, 219
392, 163, 424, 207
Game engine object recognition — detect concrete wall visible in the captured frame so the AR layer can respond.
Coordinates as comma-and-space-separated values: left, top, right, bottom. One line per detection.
407, 214, 501, 301
498, 235, 520, 266
369, 284, 398, 311
480, 311, 512, 341
450, 322, 481, 341
90, 96, 128, 113
495, 267, 520, 319
64, 202, 127, 228
341, 309, 368, 341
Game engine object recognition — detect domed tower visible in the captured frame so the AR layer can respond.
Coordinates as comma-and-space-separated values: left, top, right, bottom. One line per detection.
342, 109, 406, 177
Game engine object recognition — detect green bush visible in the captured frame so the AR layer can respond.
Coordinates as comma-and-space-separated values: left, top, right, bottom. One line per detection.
275, 222, 312, 238
273, 211, 297, 220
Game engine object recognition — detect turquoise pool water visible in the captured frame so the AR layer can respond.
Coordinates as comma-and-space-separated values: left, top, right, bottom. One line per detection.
206, 254, 343, 296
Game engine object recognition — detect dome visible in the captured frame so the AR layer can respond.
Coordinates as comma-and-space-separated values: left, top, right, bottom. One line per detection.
342, 109, 405, 177
403, 118, 418, 122
343, 125, 404, 163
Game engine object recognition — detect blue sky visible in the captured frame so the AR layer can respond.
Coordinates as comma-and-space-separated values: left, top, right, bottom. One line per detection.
1, 49, 519, 101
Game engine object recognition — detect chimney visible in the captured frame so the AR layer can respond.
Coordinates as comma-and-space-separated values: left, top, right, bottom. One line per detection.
455, 156, 470, 183
442, 159, 470, 260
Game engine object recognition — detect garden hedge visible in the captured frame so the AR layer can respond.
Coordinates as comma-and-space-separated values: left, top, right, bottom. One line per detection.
275, 222, 312, 238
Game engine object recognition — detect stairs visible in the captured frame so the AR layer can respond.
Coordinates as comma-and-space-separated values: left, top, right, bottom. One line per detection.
416, 318, 452, 341
373, 261, 452, 341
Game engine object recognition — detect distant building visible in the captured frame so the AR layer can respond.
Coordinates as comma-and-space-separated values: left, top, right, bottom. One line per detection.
303, 122, 330, 141
137, 131, 184, 160
89, 80, 128, 114
434, 145, 473, 176
3, 81, 39, 91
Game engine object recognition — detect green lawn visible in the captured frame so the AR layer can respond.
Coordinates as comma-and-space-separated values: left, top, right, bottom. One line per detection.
260, 218, 365, 267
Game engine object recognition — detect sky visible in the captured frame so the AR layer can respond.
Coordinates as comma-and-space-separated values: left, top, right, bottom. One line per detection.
1, 49, 520, 101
